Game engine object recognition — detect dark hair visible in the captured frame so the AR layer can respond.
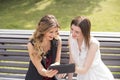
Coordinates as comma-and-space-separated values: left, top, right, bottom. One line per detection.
71, 16, 91, 47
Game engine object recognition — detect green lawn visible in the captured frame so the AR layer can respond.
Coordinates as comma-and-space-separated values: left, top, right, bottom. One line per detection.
0, 0, 120, 32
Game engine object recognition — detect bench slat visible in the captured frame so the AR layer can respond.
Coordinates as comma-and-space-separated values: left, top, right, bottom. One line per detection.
113, 74, 120, 78
0, 35, 29, 39
103, 60, 120, 66
0, 56, 29, 62
0, 51, 28, 56
0, 74, 25, 79
100, 42, 120, 48
0, 68, 27, 74
0, 30, 120, 79
0, 62, 28, 68
108, 67, 120, 72
102, 55, 120, 60
0, 39, 28, 44
100, 49, 120, 54
0, 45, 27, 50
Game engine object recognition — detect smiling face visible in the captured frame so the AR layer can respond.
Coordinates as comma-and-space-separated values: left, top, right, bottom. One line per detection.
44, 27, 58, 40
70, 16, 91, 47
71, 24, 83, 39
33, 14, 60, 42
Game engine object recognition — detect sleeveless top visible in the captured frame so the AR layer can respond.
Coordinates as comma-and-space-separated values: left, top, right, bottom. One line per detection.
69, 35, 114, 80
25, 38, 58, 80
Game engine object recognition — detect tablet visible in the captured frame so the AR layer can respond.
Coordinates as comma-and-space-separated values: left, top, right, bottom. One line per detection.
48, 63, 75, 74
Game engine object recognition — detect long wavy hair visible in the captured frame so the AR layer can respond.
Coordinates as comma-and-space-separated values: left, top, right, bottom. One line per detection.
70, 16, 91, 48
30, 14, 60, 59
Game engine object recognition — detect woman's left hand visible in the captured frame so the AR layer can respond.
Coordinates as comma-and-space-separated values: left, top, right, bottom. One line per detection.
56, 73, 67, 79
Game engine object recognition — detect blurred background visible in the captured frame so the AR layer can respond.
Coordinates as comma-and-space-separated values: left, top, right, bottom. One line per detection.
0, 0, 120, 32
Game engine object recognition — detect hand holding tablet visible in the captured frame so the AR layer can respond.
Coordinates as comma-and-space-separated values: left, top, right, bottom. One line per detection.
48, 63, 75, 74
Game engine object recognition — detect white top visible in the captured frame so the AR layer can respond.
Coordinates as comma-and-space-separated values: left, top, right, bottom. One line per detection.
69, 35, 114, 80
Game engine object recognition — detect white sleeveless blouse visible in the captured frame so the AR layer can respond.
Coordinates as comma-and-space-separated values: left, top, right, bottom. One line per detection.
69, 35, 114, 80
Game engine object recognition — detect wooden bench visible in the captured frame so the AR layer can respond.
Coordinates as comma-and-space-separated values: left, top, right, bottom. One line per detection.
0, 29, 120, 80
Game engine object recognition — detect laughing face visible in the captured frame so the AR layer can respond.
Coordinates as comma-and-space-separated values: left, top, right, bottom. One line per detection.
44, 27, 58, 41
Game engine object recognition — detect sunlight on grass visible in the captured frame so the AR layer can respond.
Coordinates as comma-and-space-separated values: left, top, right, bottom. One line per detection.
90, 0, 120, 31
0, 0, 120, 31
25, 0, 53, 14
24, 22, 34, 28
25, 23, 33, 28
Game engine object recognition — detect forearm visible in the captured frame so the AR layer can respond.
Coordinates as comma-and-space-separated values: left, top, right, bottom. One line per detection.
37, 67, 47, 77
75, 66, 88, 74
55, 38, 62, 63
30, 55, 47, 76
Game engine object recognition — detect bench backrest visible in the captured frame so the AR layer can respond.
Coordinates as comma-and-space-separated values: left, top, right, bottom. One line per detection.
0, 30, 120, 79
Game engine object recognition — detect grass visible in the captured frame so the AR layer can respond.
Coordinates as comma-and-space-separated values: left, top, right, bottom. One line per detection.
0, 0, 120, 32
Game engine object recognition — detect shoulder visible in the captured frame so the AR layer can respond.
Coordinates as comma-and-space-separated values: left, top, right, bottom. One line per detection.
27, 39, 35, 48
54, 35, 61, 42
68, 35, 73, 42
68, 35, 72, 46
51, 37, 62, 47
57, 36, 62, 42
27, 41, 34, 50
27, 42, 35, 55
55, 36, 62, 44
90, 37, 99, 47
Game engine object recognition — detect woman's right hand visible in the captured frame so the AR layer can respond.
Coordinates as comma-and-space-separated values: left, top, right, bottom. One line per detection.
42, 69, 58, 77
75, 65, 79, 74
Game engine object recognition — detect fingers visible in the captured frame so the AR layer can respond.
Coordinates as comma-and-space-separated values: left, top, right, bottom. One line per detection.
56, 73, 67, 79
75, 66, 79, 74
50, 62, 60, 66
46, 69, 58, 78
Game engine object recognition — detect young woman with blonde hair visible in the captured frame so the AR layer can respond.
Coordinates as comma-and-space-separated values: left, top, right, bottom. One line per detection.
25, 14, 61, 80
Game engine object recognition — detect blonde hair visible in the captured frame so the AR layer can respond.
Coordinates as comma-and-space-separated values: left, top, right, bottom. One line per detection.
30, 14, 60, 59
